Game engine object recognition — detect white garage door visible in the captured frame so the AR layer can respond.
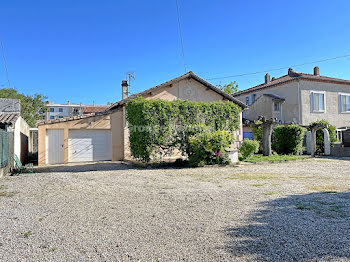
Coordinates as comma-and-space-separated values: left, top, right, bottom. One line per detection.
68, 130, 111, 163
46, 129, 64, 165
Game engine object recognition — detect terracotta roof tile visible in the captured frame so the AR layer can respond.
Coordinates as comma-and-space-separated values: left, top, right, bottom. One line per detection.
0, 113, 20, 125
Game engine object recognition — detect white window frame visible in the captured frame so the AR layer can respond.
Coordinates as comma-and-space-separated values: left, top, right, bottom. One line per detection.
339, 93, 350, 113
246, 96, 250, 105
58, 107, 63, 112
49, 107, 55, 113
273, 102, 281, 112
310, 91, 326, 113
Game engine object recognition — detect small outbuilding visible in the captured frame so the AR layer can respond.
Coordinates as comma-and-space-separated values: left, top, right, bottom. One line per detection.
37, 72, 247, 166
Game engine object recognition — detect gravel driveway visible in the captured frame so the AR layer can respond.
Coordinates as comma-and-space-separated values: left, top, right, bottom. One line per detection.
1, 158, 350, 261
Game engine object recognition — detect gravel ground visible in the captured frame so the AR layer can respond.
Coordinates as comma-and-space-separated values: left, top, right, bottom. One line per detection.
1, 158, 350, 261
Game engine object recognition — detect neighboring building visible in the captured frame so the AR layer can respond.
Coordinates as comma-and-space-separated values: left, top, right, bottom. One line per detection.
0, 98, 30, 163
233, 67, 350, 137
37, 72, 247, 166
44, 101, 108, 120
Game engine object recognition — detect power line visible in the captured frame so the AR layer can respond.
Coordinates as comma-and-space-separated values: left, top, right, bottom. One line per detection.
206, 54, 350, 80
0, 34, 11, 87
175, 0, 187, 73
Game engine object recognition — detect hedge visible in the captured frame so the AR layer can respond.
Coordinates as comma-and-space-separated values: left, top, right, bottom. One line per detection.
273, 124, 305, 155
126, 97, 241, 162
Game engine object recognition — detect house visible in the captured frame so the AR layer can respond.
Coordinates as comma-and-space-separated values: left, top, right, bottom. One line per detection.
0, 98, 30, 163
37, 72, 247, 166
233, 67, 350, 138
44, 101, 108, 120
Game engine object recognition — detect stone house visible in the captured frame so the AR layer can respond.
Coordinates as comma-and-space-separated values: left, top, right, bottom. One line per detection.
233, 67, 350, 139
37, 72, 246, 166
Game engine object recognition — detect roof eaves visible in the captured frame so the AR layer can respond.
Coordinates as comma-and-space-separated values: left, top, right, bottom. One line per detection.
108, 72, 247, 110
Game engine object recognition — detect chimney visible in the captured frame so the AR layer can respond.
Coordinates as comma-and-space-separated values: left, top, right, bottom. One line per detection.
288, 68, 294, 76
67, 100, 70, 105
122, 80, 128, 99
271, 77, 275, 81
314, 66, 320, 76
93, 100, 95, 106
265, 73, 270, 84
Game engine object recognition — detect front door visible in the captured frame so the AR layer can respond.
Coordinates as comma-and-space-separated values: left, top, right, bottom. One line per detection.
46, 129, 64, 164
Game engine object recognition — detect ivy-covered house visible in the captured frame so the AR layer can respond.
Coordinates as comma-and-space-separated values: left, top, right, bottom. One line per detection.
37, 72, 246, 166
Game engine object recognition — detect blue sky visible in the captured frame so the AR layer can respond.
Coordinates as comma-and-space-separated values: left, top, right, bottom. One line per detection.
1, 0, 350, 104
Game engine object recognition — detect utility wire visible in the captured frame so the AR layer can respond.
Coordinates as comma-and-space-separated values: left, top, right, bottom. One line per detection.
0, 34, 11, 87
176, 0, 187, 73
206, 54, 350, 80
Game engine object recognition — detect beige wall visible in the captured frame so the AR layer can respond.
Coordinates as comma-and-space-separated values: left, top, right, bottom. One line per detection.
110, 109, 124, 161
300, 80, 350, 127
38, 114, 110, 166
235, 81, 300, 124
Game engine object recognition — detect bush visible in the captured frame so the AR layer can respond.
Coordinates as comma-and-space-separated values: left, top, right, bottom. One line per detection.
273, 124, 305, 155
240, 139, 260, 160
311, 120, 337, 155
188, 130, 234, 167
126, 97, 241, 162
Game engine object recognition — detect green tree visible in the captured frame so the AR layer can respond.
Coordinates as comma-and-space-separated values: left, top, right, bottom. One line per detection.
216, 81, 239, 95
0, 88, 47, 127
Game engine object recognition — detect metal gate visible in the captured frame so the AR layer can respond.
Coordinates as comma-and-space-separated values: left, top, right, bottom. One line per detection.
0, 129, 9, 168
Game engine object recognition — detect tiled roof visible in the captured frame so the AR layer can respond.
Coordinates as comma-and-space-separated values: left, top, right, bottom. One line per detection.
0, 113, 20, 125
233, 70, 350, 97
37, 110, 113, 126
38, 72, 247, 126
108, 71, 247, 110
82, 106, 108, 114
263, 94, 285, 101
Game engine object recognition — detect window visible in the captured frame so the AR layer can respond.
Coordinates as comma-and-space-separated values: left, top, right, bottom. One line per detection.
252, 94, 256, 103
58, 108, 63, 112
311, 91, 325, 112
274, 102, 281, 112
339, 93, 350, 113
73, 108, 79, 115
246, 96, 249, 105
59, 116, 64, 119
49, 107, 54, 112
50, 116, 55, 120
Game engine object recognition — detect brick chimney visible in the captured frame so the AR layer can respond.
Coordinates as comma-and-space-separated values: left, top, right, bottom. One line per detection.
314, 66, 320, 76
122, 80, 128, 99
288, 68, 294, 76
265, 73, 270, 84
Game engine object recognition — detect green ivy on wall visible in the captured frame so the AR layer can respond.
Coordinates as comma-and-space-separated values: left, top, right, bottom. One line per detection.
125, 97, 241, 162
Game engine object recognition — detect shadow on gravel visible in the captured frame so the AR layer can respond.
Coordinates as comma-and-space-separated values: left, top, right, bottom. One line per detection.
34, 161, 194, 173
225, 191, 350, 261
35, 162, 136, 173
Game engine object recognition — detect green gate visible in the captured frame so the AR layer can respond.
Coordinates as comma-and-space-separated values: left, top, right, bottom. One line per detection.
0, 129, 9, 168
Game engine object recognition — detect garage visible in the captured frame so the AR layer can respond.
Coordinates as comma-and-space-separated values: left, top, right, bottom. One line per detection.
68, 130, 111, 163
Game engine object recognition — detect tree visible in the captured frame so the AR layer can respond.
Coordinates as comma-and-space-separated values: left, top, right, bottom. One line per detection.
0, 88, 47, 127
216, 81, 239, 95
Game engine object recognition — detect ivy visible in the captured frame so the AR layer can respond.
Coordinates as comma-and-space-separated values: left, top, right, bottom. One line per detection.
125, 97, 241, 162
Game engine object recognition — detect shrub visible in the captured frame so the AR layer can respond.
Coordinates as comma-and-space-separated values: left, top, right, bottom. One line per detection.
188, 130, 234, 167
126, 97, 241, 162
240, 139, 260, 160
273, 124, 305, 155
311, 120, 337, 154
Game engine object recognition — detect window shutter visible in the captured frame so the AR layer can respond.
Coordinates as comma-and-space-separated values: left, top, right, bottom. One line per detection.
310, 92, 314, 112
339, 95, 344, 113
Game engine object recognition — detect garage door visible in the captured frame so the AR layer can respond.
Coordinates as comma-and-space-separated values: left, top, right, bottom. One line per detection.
46, 129, 64, 165
68, 130, 111, 163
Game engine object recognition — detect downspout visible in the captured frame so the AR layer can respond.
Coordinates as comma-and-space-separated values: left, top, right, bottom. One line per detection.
297, 80, 301, 124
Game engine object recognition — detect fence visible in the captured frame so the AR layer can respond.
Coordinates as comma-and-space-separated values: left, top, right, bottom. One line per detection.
0, 129, 10, 168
